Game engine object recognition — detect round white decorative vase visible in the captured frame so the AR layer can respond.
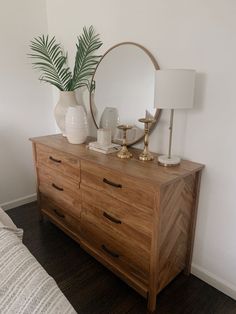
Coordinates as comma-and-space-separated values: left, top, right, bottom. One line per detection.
65, 106, 88, 144
100, 107, 119, 138
54, 91, 78, 136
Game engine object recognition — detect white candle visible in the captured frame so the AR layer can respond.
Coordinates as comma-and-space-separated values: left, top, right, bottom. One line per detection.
97, 128, 112, 147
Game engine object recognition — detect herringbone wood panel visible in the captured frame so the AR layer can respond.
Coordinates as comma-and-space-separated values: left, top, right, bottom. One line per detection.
158, 174, 196, 291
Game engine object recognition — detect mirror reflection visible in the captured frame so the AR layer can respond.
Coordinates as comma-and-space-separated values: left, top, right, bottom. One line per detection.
91, 43, 160, 145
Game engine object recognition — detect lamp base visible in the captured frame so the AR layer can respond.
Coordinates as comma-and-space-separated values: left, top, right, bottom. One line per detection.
158, 155, 181, 167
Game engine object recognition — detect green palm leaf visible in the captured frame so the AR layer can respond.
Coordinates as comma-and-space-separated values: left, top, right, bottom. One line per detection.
29, 35, 72, 91
29, 27, 102, 91
70, 26, 102, 91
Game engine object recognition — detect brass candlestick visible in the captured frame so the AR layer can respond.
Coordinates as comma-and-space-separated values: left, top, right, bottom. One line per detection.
117, 125, 133, 159
138, 118, 155, 161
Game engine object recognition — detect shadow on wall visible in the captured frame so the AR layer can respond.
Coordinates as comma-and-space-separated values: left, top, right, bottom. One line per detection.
194, 72, 207, 111
0, 126, 35, 204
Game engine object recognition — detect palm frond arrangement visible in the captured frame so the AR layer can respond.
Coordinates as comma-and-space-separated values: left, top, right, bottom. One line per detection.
29, 26, 102, 91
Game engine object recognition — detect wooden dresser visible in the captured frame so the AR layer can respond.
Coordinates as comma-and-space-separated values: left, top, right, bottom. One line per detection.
30, 134, 204, 312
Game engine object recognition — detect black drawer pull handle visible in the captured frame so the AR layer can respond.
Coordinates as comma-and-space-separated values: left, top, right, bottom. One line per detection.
52, 183, 64, 191
49, 156, 61, 163
53, 209, 65, 218
101, 245, 119, 258
103, 212, 121, 224
103, 178, 122, 188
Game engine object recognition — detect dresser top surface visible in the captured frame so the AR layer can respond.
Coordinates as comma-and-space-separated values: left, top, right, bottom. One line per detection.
31, 134, 204, 186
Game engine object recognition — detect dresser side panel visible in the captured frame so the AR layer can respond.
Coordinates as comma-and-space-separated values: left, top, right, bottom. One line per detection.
157, 173, 196, 292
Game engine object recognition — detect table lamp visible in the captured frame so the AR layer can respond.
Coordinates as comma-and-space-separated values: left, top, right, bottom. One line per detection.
154, 69, 196, 166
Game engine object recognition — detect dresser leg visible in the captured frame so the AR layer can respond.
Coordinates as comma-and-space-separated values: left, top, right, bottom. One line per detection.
147, 292, 157, 312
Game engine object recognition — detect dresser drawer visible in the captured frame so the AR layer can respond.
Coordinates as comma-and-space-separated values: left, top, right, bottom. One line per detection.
80, 205, 150, 285
38, 166, 81, 218
41, 196, 80, 236
36, 144, 80, 181
81, 160, 155, 211
82, 186, 152, 240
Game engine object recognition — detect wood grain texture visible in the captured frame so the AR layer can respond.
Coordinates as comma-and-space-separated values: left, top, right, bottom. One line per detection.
41, 196, 81, 239
148, 190, 162, 312
80, 202, 151, 254
30, 134, 205, 312
185, 170, 202, 275
80, 240, 148, 298
81, 160, 155, 211
38, 166, 81, 217
36, 143, 80, 182
158, 174, 196, 293
30, 134, 203, 186
81, 185, 152, 238
80, 203, 150, 285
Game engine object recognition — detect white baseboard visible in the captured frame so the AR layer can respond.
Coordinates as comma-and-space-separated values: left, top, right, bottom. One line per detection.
0, 194, 37, 211
191, 263, 236, 300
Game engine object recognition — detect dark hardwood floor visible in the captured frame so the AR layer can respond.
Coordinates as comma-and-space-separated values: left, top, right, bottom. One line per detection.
7, 202, 236, 314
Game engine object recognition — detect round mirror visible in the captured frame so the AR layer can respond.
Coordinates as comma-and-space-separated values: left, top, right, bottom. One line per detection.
90, 42, 161, 146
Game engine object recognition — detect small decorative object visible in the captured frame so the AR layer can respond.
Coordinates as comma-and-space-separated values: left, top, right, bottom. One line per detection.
65, 106, 88, 144
154, 69, 195, 166
138, 118, 155, 161
97, 128, 112, 147
100, 107, 119, 138
114, 125, 141, 144
29, 26, 102, 134
88, 141, 120, 154
117, 125, 133, 159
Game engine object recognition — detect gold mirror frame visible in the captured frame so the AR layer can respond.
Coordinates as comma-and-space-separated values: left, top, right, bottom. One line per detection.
89, 42, 162, 146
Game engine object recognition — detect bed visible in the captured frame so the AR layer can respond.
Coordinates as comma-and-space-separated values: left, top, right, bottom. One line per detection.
0, 207, 77, 314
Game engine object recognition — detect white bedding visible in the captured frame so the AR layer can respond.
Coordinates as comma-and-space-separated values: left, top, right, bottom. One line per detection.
0, 208, 77, 314
0, 207, 17, 229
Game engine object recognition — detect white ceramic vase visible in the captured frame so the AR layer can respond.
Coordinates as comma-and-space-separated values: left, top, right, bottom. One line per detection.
65, 106, 88, 144
100, 107, 119, 138
54, 91, 78, 136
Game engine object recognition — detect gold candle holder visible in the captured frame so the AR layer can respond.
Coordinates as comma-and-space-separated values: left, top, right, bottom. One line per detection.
138, 118, 155, 161
117, 125, 133, 159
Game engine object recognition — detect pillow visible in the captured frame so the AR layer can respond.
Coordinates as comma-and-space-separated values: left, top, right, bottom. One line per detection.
0, 207, 17, 228
0, 207, 23, 240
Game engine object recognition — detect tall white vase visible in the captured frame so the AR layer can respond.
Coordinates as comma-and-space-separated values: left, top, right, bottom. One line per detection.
65, 106, 88, 144
54, 91, 78, 136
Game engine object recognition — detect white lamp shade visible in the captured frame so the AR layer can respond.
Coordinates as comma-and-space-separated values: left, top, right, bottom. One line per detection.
154, 69, 196, 109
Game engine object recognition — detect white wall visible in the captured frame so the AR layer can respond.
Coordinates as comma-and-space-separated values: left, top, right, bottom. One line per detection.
0, 0, 55, 209
46, 0, 236, 299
